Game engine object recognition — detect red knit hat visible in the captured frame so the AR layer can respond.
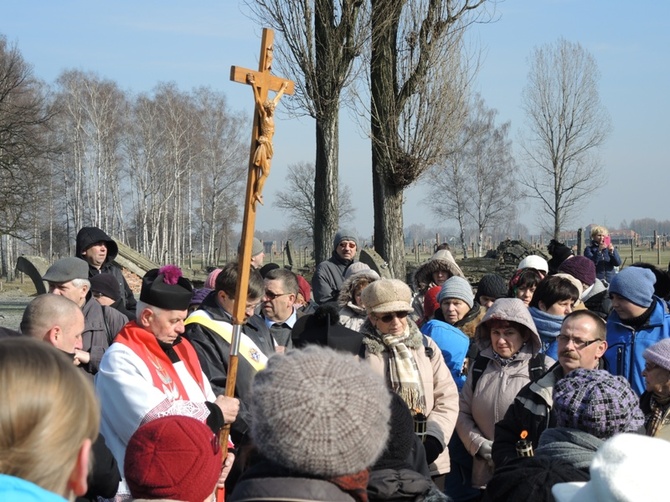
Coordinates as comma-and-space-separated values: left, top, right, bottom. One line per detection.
125, 416, 222, 501
296, 274, 312, 302
424, 285, 442, 318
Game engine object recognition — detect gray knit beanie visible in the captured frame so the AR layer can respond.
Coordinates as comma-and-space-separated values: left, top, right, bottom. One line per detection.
249, 346, 391, 477
437, 276, 474, 308
644, 338, 670, 372
608, 266, 656, 307
333, 229, 358, 250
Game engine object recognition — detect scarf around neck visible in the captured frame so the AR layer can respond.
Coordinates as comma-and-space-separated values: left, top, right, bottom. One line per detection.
369, 325, 427, 415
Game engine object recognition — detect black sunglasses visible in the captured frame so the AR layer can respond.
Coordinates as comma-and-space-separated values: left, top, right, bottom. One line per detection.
377, 311, 409, 323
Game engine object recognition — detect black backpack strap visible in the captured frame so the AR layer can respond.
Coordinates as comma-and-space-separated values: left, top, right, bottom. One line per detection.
528, 353, 547, 382
470, 354, 489, 391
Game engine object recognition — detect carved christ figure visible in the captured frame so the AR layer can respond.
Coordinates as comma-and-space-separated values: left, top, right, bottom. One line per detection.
247, 73, 288, 205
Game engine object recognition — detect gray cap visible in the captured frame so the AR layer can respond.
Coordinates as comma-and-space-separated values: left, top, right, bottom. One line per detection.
238, 237, 264, 258
43, 257, 89, 283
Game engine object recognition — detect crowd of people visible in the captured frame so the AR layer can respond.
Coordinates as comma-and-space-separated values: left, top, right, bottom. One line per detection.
1, 224, 670, 501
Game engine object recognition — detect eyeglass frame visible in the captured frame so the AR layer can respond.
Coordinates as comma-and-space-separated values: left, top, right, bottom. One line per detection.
556, 334, 603, 350
374, 311, 410, 323
264, 290, 291, 301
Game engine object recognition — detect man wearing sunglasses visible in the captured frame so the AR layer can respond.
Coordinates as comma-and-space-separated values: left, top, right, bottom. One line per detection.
260, 267, 301, 352
492, 310, 608, 468
312, 230, 359, 305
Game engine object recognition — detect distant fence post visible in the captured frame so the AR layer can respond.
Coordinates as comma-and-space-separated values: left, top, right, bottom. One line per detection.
577, 228, 584, 255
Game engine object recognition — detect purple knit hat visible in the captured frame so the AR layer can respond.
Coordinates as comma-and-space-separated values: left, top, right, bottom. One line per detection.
558, 256, 596, 287
643, 338, 670, 371
553, 368, 644, 439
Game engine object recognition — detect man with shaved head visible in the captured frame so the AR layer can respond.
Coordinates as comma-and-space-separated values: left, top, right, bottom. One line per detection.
20, 294, 85, 356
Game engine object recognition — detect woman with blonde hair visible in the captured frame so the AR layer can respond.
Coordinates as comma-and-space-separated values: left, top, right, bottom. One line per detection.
0, 337, 99, 501
584, 225, 621, 283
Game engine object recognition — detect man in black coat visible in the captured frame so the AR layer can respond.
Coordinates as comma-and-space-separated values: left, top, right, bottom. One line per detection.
76, 226, 137, 315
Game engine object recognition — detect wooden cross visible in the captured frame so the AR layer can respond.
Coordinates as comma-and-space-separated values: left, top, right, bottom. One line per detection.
215, 30, 293, 489
229, 27, 294, 325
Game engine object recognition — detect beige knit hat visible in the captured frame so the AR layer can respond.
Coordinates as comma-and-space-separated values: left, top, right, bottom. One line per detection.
361, 279, 413, 314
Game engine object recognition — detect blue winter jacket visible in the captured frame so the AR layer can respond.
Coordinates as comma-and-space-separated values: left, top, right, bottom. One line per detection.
605, 297, 670, 395
420, 319, 470, 390
584, 242, 622, 283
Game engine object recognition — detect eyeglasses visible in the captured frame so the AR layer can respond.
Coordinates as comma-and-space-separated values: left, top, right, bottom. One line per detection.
264, 290, 290, 300
339, 242, 356, 249
376, 311, 409, 323
557, 335, 602, 350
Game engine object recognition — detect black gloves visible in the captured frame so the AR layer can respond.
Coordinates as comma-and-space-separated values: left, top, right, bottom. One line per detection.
423, 435, 444, 464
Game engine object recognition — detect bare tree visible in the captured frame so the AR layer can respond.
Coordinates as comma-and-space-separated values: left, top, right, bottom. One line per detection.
244, 0, 367, 263
427, 95, 517, 257
274, 161, 355, 242
465, 96, 517, 256
519, 38, 611, 239
51, 70, 127, 247
368, 0, 487, 278
0, 36, 54, 238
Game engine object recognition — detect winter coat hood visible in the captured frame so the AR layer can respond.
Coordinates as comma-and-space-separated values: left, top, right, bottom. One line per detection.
475, 298, 541, 354
413, 250, 464, 293
75, 226, 118, 263
337, 271, 380, 307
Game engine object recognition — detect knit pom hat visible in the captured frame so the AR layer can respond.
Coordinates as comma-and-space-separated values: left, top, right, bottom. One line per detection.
518, 255, 549, 274
475, 274, 508, 304
125, 416, 222, 502
437, 276, 474, 308
552, 368, 644, 439
608, 266, 656, 307
643, 338, 670, 371
333, 229, 358, 250
250, 345, 391, 477
423, 285, 442, 319
361, 279, 413, 314
558, 256, 596, 287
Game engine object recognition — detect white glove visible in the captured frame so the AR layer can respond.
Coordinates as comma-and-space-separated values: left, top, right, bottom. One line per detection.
478, 440, 493, 461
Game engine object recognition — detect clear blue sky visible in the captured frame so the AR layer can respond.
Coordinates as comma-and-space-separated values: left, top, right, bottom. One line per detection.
2, 1, 669, 238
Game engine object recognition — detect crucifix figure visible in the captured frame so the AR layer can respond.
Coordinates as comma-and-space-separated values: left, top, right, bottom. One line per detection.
231, 31, 294, 208
247, 73, 288, 204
